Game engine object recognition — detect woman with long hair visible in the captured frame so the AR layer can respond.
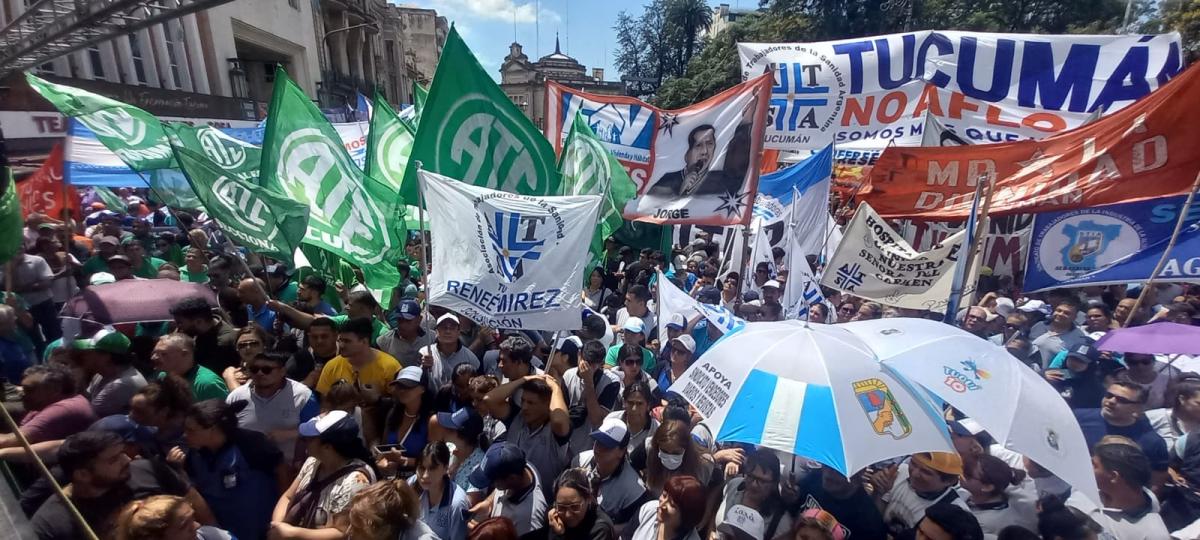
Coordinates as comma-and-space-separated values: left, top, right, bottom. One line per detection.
115, 495, 231, 540
412, 441, 470, 540
377, 366, 435, 475
1147, 376, 1200, 448
548, 468, 616, 540
222, 323, 270, 390
128, 375, 193, 458
715, 449, 794, 540
613, 381, 659, 455
170, 399, 285, 540
345, 478, 435, 540
583, 267, 615, 311
644, 415, 713, 495
960, 454, 1036, 536
271, 409, 376, 538
627, 475, 707, 540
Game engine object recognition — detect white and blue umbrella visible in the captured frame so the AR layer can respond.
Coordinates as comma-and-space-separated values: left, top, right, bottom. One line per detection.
668, 320, 955, 477
840, 317, 1101, 507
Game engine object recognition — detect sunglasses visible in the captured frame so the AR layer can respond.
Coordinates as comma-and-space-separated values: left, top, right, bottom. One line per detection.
622, 358, 641, 365
1126, 358, 1155, 366
247, 365, 279, 374
237, 341, 263, 349
1104, 392, 1139, 405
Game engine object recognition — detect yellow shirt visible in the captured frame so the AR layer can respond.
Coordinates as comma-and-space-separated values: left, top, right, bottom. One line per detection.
315, 350, 401, 395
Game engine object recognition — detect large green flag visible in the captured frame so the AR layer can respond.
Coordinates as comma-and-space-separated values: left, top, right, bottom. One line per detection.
259, 68, 400, 289
0, 171, 22, 262
94, 186, 128, 212
559, 112, 638, 265
365, 91, 416, 196
402, 26, 560, 202
165, 124, 309, 264
148, 170, 204, 210
25, 74, 173, 171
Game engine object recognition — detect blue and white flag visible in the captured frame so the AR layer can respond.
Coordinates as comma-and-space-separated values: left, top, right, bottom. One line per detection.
354, 91, 373, 122
656, 270, 745, 341
783, 221, 827, 320
753, 144, 833, 255
420, 170, 601, 331
1024, 196, 1200, 291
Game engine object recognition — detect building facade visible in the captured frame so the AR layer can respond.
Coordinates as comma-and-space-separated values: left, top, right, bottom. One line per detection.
499, 38, 624, 131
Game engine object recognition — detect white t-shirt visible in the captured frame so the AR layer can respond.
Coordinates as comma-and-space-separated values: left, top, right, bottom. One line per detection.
1066, 488, 1171, 540
882, 463, 969, 533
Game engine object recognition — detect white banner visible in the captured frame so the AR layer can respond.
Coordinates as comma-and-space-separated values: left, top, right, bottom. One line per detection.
739, 31, 1183, 162
821, 202, 965, 312
420, 170, 600, 330
655, 270, 745, 343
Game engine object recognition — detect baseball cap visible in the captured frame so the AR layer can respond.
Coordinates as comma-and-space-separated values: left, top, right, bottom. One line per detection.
1018, 299, 1050, 315
742, 290, 760, 303
948, 418, 985, 438
298, 410, 359, 438
97, 235, 120, 246
265, 263, 291, 276
763, 279, 781, 290
435, 313, 460, 327
36, 222, 58, 231
390, 366, 424, 388
436, 407, 478, 431
666, 313, 687, 329
798, 509, 848, 540
555, 335, 582, 357
1067, 343, 1101, 364
696, 286, 721, 304
90, 414, 156, 443
718, 505, 765, 540
71, 327, 131, 354
590, 417, 630, 449
911, 452, 964, 476
993, 297, 1015, 318
622, 317, 645, 334
89, 272, 116, 285
670, 335, 696, 354
393, 299, 421, 320
468, 443, 528, 488
106, 254, 131, 265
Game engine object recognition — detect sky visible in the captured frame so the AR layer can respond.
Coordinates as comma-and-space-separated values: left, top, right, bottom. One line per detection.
394, 0, 751, 82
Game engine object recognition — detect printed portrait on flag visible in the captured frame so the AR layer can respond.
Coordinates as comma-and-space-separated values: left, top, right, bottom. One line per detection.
546, 74, 772, 225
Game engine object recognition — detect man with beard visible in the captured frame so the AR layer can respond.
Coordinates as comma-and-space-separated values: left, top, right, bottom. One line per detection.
648, 125, 739, 197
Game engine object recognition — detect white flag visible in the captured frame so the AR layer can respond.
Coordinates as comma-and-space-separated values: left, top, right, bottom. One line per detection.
782, 224, 826, 319
420, 170, 602, 330
746, 224, 776, 293
656, 270, 745, 342
920, 113, 970, 147
820, 202, 966, 313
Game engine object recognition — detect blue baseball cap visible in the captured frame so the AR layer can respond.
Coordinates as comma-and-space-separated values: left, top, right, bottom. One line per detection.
437, 407, 472, 430
90, 414, 156, 443
394, 299, 421, 320
468, 442, 528, 488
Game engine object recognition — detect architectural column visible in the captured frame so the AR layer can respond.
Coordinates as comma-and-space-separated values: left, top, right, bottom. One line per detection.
347, 27, 363, 80
115, 37, 137, 85
99, 41, 122, 82
182, 14, 210, 94
330, 32, 349, 76
150, 24, 175, 89
362, 37, 375, 86
137, 29, 162, 88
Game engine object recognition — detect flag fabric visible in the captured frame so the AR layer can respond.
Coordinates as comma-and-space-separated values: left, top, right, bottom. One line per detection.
0, 171, 23, 261
166, 124, 309, 264
26, 74, 173, 171
259, 68, 401, 289
16, 144, 79, 220
94, 186, 127, 212
365, 90, 417, 196
419, 169, 600, 330
147, 170, 204, 210
820, 202, 968, 313
558, 112, 638, 266
920, 112, 970, 147
355, 92, 373, 122
782, 225, 826, 320
747, 226, 775, 293
749, 145, 833, 257
404, 26, 561, 203
655, 269, 745, 342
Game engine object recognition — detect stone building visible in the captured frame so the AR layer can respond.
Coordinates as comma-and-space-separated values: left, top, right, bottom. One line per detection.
498, 37, 624, 130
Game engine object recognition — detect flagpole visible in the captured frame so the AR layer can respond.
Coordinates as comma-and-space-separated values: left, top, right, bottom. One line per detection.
1122, 171, 1200, 326
960, 174, 995, 298
414, 162, 431, 319
942, 174, 993, 322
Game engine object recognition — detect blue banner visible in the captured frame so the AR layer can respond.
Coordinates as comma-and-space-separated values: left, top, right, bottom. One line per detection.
1023, 196, 1200, 291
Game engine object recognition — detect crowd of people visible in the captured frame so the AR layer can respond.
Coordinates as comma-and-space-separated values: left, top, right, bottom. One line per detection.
1, 196, 1200, 540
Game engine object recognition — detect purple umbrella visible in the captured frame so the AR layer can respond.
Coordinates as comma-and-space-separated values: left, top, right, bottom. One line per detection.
61, 279, 217, 325
1095, 322, 1200, 355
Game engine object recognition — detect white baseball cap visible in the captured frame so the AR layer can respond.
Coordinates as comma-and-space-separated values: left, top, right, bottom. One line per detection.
666, 313, 687, 329
390, 366, 423, 387
993, 297, 1015, 318
622, 317, 645, 334
719, 505, 765, 540
671, 334, 696, 354
298, 410, 353, 437
763, 280, 781, 289
435, 313, 460, 327
590, 417, 629, 449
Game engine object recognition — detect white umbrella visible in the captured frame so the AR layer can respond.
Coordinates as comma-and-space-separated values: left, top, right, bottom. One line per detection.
840, 317, 1102, 507
667, 320, 955, 477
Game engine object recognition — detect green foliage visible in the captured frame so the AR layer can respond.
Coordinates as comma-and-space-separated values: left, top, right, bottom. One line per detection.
1161, 0, 1200, 57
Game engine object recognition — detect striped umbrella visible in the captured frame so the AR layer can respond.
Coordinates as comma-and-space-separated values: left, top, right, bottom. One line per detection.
668, 320, 954, 476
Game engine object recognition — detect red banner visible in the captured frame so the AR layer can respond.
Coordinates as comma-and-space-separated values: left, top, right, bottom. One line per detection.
16, 144, 78, 220
862, 64, 1200, 219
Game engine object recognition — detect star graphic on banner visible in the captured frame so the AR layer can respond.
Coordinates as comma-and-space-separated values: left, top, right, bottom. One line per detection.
715, 190, 749, 219
1015, 148, 1056, 179
658, 113, 680, 137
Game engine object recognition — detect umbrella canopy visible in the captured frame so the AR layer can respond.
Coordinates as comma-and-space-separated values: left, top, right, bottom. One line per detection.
667, 320, 954, 477
61, 279, 217, 325
840, 317, 1101, 507
1095, 322, 1200, 355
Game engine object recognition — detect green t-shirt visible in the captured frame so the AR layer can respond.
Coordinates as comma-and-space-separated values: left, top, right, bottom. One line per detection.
327, 314, 388, 346
604, 344, 656, 372
161, 364, 229, 401
81, 257, 109, 277
179, 267, 209, 284
133, 257, 167, 279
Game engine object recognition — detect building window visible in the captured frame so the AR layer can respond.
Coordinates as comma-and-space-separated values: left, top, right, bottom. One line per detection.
129, 33, 148, 85
88, 46, 106, 81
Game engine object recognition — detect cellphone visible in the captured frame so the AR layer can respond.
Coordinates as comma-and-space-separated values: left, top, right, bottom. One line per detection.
373, 444, 403, 454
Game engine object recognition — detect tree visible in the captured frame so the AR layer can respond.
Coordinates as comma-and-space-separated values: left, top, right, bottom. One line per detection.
667, 0, 714, 68
1160, 0, 1200, 59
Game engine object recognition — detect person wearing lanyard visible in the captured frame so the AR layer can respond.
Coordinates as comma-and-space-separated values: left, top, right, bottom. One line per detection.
376, 366, 432, 475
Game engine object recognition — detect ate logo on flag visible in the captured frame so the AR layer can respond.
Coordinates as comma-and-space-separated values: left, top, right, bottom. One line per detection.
198, 129, 247, 169
434, 93, 555, 195
78, 109, 148, 144
835, 263, 865, 290
488, 212, 547, 282
376, 122, 411, 185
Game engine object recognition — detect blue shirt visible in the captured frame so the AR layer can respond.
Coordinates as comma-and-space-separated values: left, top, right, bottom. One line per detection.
414, 477, 470, 540
1074, 408, 1169, 470
185, 430, 281, 540
0, 335, 34, 383
313, 301, 337, 316
246, 303, 278, 331
691, 321, 719, 358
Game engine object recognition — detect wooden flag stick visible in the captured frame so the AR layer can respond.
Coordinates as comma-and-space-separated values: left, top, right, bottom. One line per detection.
1122, 171, 1200, 326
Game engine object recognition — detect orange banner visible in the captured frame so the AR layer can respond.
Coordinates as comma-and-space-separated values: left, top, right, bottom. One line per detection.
16, 144, 78, 220
862, 64, 1200, 219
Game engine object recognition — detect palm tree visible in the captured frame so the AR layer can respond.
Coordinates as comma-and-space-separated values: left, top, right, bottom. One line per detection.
667, 0, 714, 69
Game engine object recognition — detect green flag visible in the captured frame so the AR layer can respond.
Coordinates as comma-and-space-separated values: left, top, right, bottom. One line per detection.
412, 82, 428, 117
166, 124, 309, 264
25, 73, 173, 171
148, 170, 204, 210
94, 186, 127, 212
259, 68, 400, 289
365, 91, 416, 195
403, 26, 560, 202
0, 171, 22, 262
558, 112, 637, 265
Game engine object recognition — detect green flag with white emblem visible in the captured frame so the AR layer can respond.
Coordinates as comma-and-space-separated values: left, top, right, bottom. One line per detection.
259, 68, 400, 289
25, 73, 174, 171
559, 112, 637, 265
166, 124, 309, 264
402, 26, 560, 202
0, 171, 22, 262
365, 91, 416, 196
